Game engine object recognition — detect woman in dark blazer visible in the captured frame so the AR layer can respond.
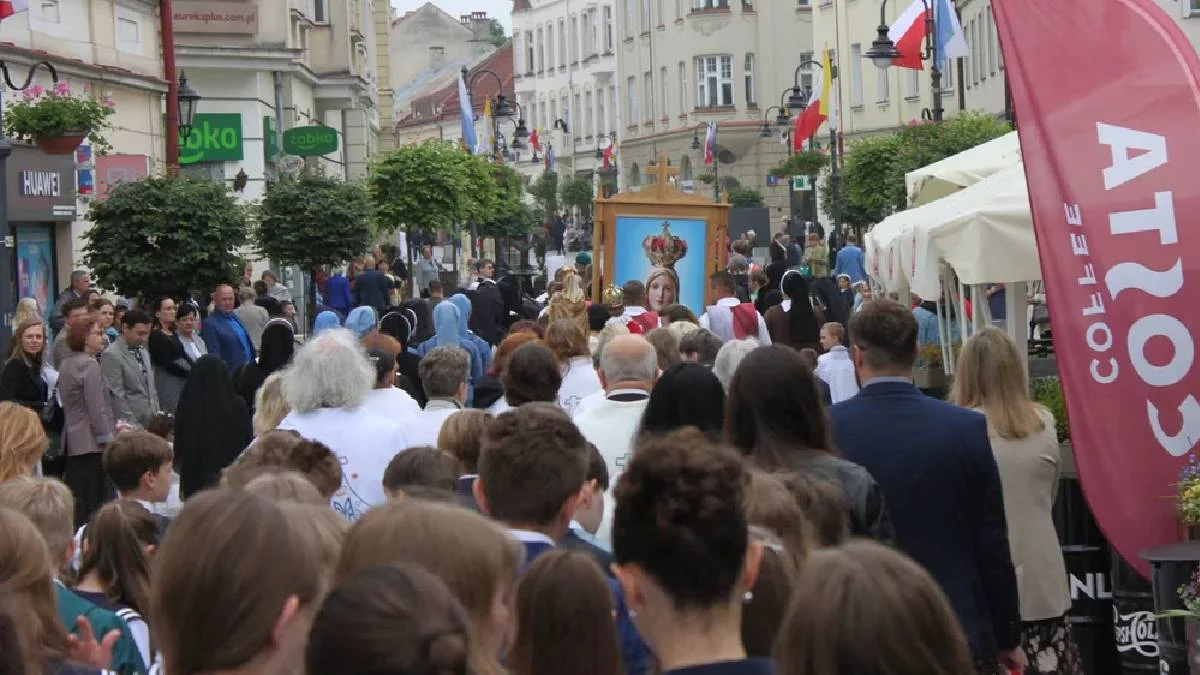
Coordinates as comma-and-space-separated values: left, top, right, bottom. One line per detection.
148, 297, 194, 414
0, 318, 50, 413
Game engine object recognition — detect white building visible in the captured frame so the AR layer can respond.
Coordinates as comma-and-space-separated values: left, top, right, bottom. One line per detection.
612, 0, 815, 218
512, 0, 619, 184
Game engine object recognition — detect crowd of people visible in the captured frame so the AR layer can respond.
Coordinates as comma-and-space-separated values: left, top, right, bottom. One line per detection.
0, 237, 1081, 675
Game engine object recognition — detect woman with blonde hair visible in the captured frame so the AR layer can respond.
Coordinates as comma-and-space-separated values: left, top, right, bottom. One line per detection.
13, 297, 41, 332
151, 488, 324, 675
0, 402, 49, 482
336, 499, 523, 675
774, 540, 975, 675
547, 270, 589, 338
545, 319, 602, 417
950, 326, 1078, 674
252, 371, 291, 437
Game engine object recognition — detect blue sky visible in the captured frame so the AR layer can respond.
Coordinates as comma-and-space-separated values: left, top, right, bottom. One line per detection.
391, 0, 514, 32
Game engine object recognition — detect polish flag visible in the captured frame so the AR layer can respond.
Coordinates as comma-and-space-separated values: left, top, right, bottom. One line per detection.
794, 50, 833, 150
602, 142, 614, 167
0, 0, 29, 20
703, 123, 717, 165
888, 0, 932, 70
529, 128, 541, 151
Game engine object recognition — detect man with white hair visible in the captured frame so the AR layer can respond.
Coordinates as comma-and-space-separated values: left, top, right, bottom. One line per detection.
574, 334, 659, 546
276, 328, 408, 520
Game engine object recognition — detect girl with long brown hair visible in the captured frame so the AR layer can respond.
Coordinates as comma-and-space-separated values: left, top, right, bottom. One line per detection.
150, 488, 324, 675
0, 507, 107, 675
509, 550, 623, 675
545, 319, 602, 417
74, 501, 159, 669
951, 327, 1079, 674
336, 499, 523, 675
774, 540, 976, 675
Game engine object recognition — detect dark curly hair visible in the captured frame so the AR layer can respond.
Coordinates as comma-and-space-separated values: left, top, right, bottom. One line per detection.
613, 427, 748, 609
501, 343, 563, 407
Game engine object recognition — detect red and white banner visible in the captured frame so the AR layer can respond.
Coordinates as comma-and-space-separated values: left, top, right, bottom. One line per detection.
994, 0, 1200, 577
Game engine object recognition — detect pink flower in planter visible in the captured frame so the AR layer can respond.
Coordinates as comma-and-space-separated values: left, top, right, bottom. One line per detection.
27, 84, 45, 98
53, 81, 70, 96
102, 97, 115, 109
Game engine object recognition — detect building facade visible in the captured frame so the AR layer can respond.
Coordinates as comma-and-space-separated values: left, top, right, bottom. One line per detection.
0, 0, 166, 304
394, 43, 514, 147
612, 0, 814, 218
390, 3, 498, 123
173, 0, 382, 193
511, 0, 618, 183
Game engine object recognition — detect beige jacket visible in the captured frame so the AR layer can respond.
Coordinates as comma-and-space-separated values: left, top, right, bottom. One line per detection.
987, 407, 1072, 621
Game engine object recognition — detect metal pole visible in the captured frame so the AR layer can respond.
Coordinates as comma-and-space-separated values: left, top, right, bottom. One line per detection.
926, 0, 943, 121
273, 72, 286, 166
829, 125, 841, 240
161, 0, 180, 169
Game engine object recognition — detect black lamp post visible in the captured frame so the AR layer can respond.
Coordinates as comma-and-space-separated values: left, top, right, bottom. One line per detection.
0, 60, 58, 354
461, 65, 525, 158
863, 0, 943, 121
176, 71, 201, 142
691, 122, 719, 202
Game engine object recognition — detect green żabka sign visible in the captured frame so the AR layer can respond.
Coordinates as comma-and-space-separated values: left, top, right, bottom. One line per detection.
283, 125, 338, 156
173, 113, 244, 165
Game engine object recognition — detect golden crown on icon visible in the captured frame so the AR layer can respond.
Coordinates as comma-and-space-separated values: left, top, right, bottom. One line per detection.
642, 221, 688, 268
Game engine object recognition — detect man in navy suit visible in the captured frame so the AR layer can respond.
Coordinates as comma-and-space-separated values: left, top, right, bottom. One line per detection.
200, 284, 255, 372
475, 403, 647, 675
828, 300, 1023, 674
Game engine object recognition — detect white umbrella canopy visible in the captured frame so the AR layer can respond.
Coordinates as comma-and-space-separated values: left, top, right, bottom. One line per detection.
905, 131, 1022, 207
903, 164, 1042, 300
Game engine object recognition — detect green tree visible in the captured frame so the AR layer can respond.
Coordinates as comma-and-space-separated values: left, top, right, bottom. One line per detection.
559, 174, 595, 219
824, 112, 1010, 228
84, 175, 247, 302
254, 173, 374, 319
728, 186, 765, 209
478, 164, 538, 237
488, 19, 508, 47
369, 140, 496, 235
529, 170, 559, 217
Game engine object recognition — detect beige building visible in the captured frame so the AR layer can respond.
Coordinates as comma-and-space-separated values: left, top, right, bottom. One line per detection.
0, 0, 167, 297
173, 0, 383, 188
612, 1, 814, 217
394, 44, 514, 147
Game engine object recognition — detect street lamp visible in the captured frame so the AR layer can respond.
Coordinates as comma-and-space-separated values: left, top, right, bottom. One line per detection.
0, 59, 58, 354
863, 0, 943, 121
787, 58, 843, 238
176, 72, 201, 141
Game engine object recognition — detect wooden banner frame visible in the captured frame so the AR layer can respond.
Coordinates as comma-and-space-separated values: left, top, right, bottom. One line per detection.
591, 152, 730, 309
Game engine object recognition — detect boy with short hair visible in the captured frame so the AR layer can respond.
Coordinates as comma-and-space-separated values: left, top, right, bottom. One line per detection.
0, 477, 147, 675
563, 442, 613, 569
816, 322, 859, 404
103, 431, 174, 510
381, 446, 458, 501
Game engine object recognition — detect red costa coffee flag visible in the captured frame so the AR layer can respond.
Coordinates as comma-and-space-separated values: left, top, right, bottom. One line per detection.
994, 0, 1200, 577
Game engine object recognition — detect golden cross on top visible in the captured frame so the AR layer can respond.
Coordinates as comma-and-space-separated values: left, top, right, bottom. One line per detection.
650, 152, 678, 186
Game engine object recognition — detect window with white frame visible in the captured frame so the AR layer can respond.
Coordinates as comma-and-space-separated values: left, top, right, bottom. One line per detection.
313, 0, 327, 23
678, 61, 687, 114
644, 73, 654, 120
591, 9, 600, 53
574, 93, 582, 130
625, 0, 634, 37
627, 76, 639, 123
610, 86, 617, 129
604, 6, 613, 50
942, 59, 955, 92
986, 7, 996, 75
558, 18, 567, 65
536, 27, 545, 72
1191, 0, 1200, 13
693, 0, 729, 8
797, 0, 810, 6
525, 31, 535, 74
581, 12, 590, 54
799, 51, 815, 93
115, 8, 141, 55
642, 0, 651, 31
744, 53, 757, 106
661, 66, 670, 118
585, 91, 594, 136
696, 55, 733, 107
571, 15, 580, 61
849, 43, 864, 106
35, 0, 60, 23
546, 24, 555, 69
676, 0, 683, 18
906, 67, 919, 98
599, 89, 607, 132
876, 64, 889, 103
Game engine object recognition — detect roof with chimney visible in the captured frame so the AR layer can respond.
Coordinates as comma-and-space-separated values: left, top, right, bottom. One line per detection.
396, 43, 514, 130
513, 0, 533, 11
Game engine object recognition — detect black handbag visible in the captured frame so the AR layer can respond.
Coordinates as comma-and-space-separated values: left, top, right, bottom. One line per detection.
40, 393, 64, 461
